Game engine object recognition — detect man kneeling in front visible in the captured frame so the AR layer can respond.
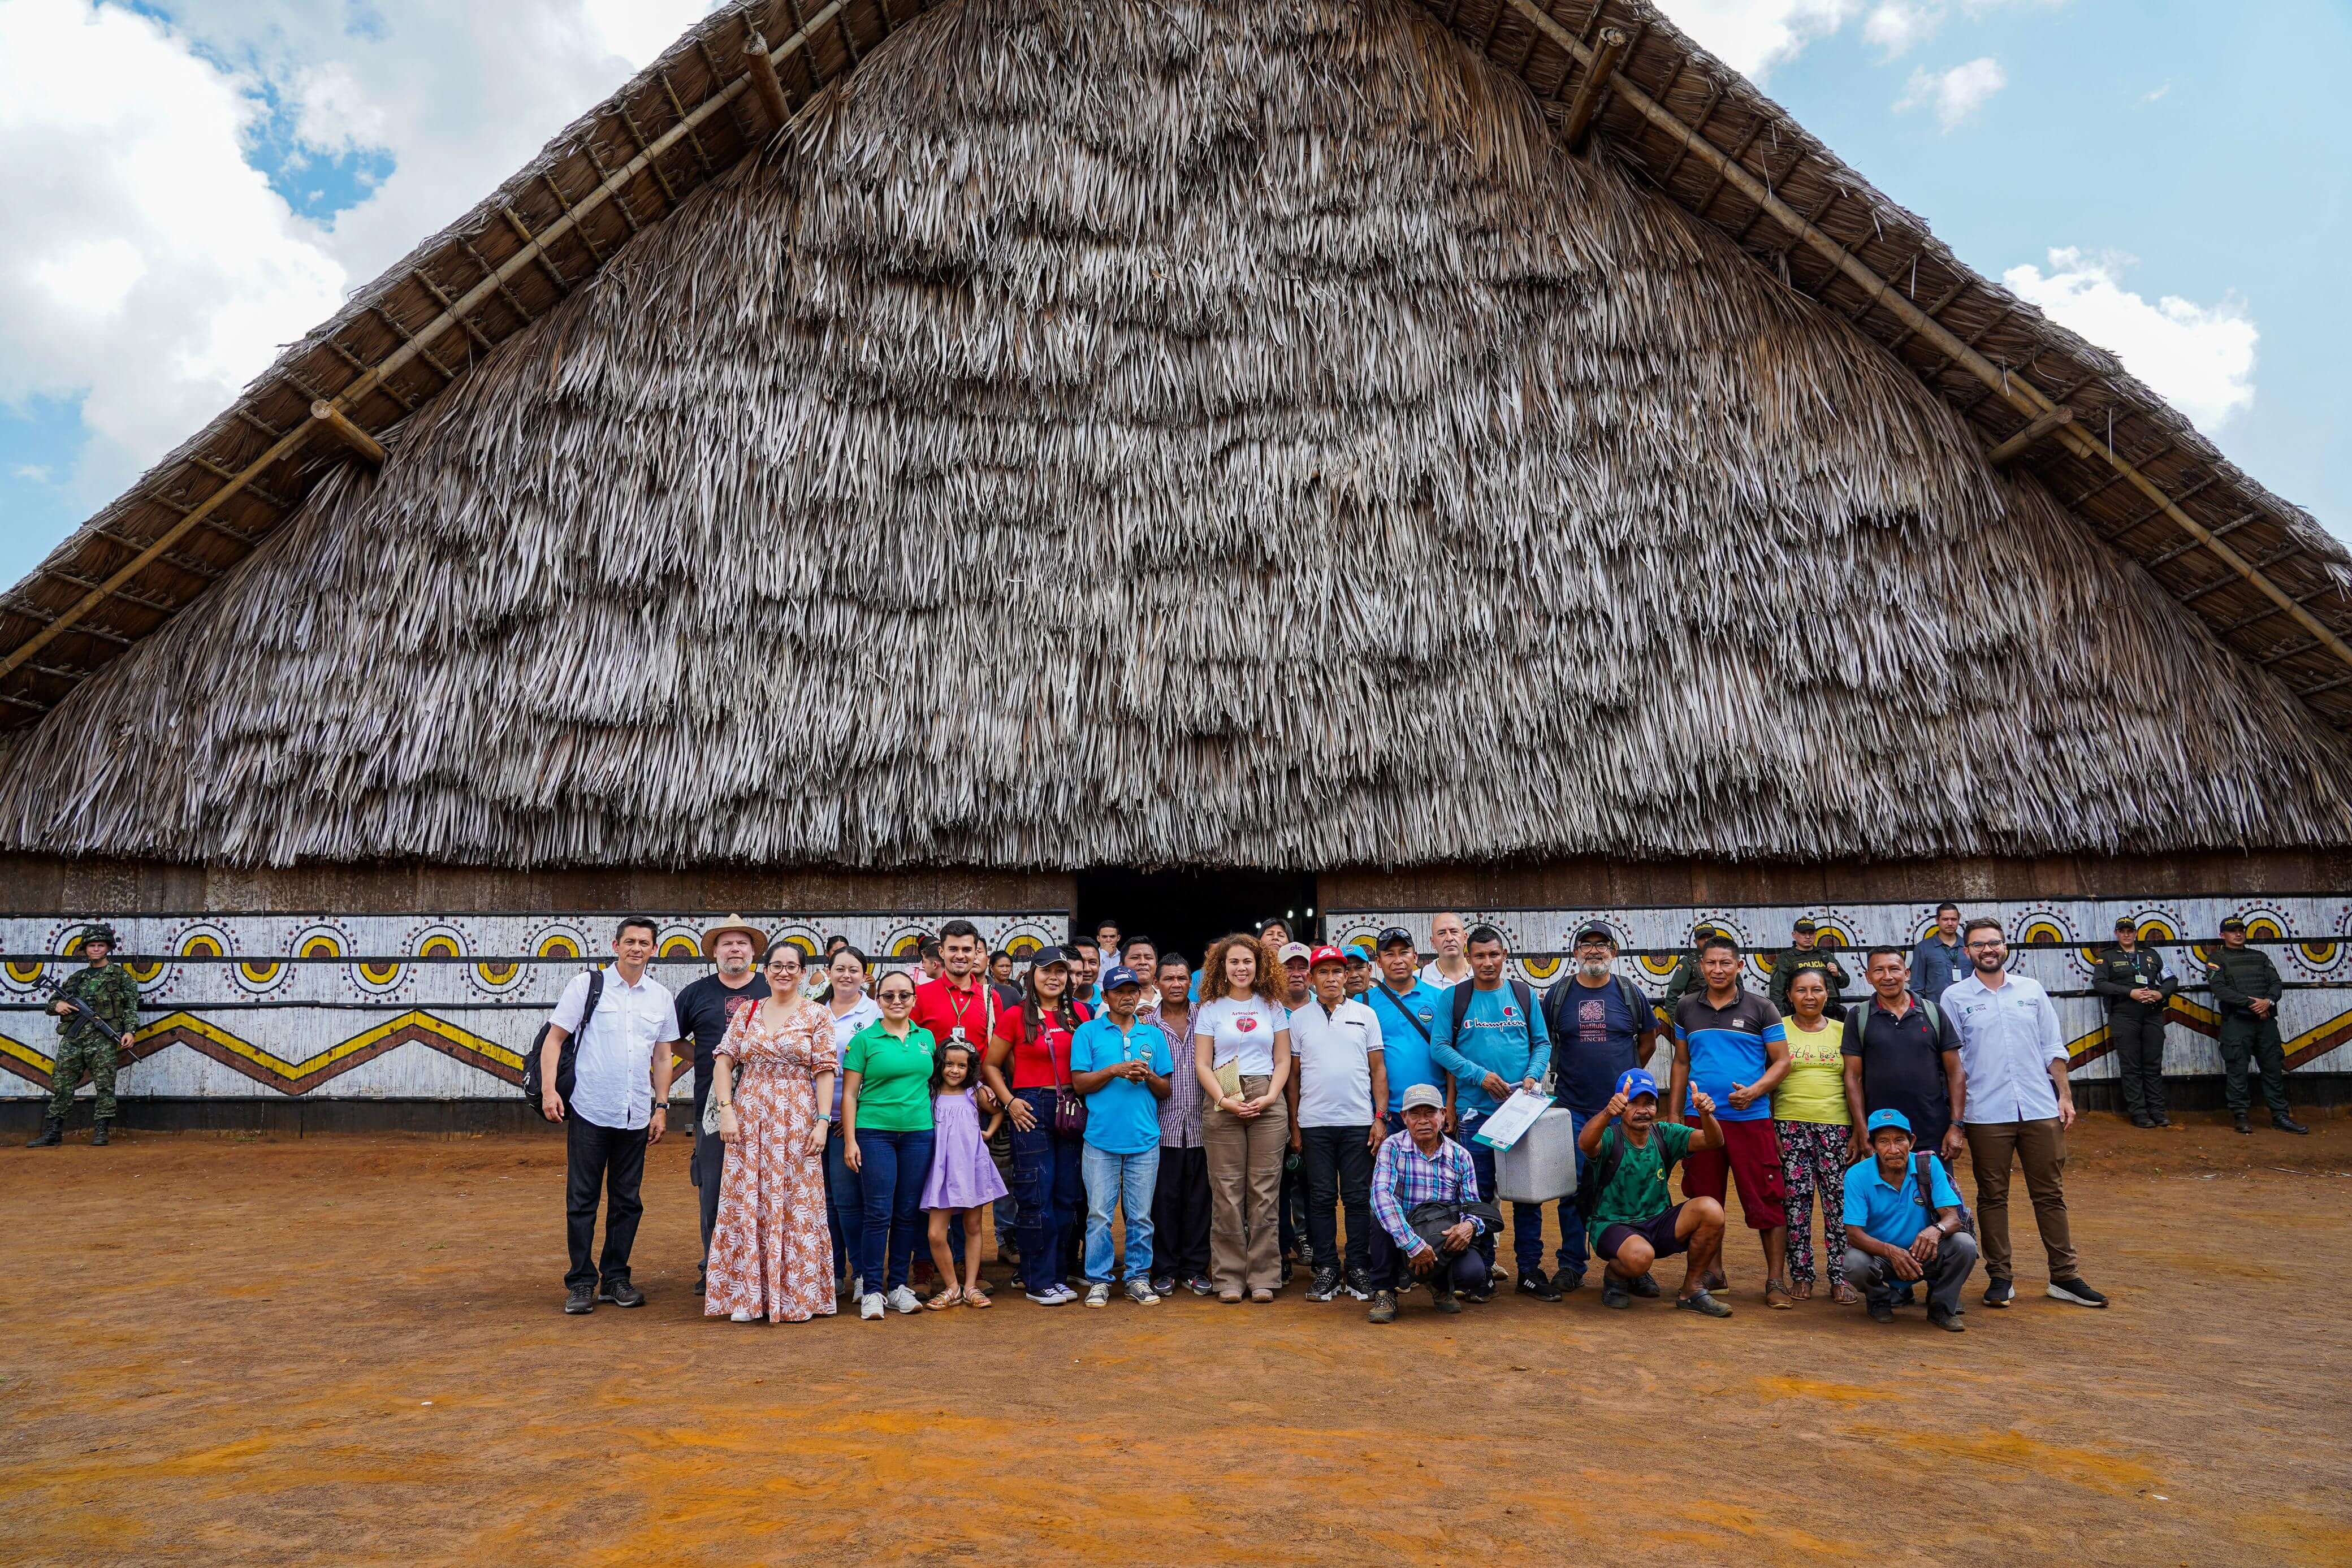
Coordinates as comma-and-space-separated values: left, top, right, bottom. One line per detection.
1579, 1069, 1732, 1317
1841, 1109, 1978, 1331
1365, 1085, 1494, 1322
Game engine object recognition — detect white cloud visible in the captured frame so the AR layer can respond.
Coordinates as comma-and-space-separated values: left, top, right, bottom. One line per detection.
2004, 248, 2258, 431
0, 0, 716, 519
12, 464, 55, 484
1864, 1, 1944, 55
1652, 0, 1866, 79
1896, 56, 2007, 128
2143, 81, 2172, 103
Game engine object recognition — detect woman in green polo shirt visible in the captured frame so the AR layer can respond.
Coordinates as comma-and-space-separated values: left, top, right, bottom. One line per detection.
843, 971, 939, 1321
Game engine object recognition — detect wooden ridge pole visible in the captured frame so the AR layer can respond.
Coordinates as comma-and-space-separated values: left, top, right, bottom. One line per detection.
1559, 27, 1627, 153
1986, 404, 2074, 468
0, 0, 852, 694
1501, 0, 2352, 690
310, 401, 387, 466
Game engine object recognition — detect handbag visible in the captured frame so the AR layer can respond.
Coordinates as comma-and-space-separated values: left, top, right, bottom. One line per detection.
1049, 1011, 1089, 1138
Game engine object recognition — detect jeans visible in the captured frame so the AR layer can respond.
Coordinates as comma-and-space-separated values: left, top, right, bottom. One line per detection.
1082, 1144, 1161, 1283
825, 1123, 863, 1287
855, 1127, 936, 1294
1010, 1089, 1086, 1294
1551, 1103, 1601, 1275
1151, 1144, 1212, 1279
1843, 1233, 1979, 1315
564, 1116, 648, 1290
1456, 1108, 1545, 1277
1368, 1222, 1485, 1294
1300, 1125, 1374, 1277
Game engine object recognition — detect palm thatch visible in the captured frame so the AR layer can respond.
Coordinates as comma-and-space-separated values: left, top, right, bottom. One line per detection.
0, 0, 2346, 872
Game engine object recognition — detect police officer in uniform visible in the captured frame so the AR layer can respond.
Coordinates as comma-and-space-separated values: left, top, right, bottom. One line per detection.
1767, 918, 1851, 1011
1661, 923, 1722, 1016
27, 922, 141, 1147
2205, 918, 2307, 1136
2090, 916, 2177, 1128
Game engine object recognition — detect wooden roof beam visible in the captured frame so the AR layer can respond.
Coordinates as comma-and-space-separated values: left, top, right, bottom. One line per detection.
2144, 512, 2259, 571
745, 31, 795, 126
1502, 0, 2352, 697
1559, 27, 1628, 153
1986, 405, 2075, 468
2215, 583, 2347, 637
310, 402, 387, 467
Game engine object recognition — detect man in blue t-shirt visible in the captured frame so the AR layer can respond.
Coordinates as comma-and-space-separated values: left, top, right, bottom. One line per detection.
1364, 926, 1446, 1137
1540, 924, 1661, 1293
1069, 967, 1174, 1308
1428, 924, 1553, 1300
1840, 1109, 1978, 1329
1670, 935, 1794, 1309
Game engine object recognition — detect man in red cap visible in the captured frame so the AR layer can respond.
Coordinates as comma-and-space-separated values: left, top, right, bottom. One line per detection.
1289, 945, 1388, 1301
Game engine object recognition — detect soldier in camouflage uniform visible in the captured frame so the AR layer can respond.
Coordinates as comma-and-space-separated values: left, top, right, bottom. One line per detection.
2205, 918, 2307, 1137
1661, 923, 1723, 1016
2090, 916, 2177, 1128
27, 922, 141, 1147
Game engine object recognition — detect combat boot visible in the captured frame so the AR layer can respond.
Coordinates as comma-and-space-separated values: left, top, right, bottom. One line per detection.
25, 1116, 63, 1147
90, 1119, 111, 1146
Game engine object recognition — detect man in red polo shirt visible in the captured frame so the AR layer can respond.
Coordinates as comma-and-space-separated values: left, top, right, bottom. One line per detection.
913, 918, 1009, 1274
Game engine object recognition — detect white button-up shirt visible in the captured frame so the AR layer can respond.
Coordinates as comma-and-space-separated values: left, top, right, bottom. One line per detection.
550, 966, 681, 1131
1942, 970, 2065, 1124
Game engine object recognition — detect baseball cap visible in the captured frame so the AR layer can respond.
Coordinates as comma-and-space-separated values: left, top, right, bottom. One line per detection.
1399, 1084, 1445, 1113
1031, 944, 1076, 967
1308, 945, 1345, 968
1792, 917, 1818, 934
1344, 939, 1374, 962
1101, 965, 1141, 992
1377, 926, 1416, 951
1866, 1108, 1913, 1137
1615, 1068, 1659, 1102
2220, 917, 2247, 933
1279, 941, 1313, 965
2113, 916, 2136, 931
1573, 923, 1616, 946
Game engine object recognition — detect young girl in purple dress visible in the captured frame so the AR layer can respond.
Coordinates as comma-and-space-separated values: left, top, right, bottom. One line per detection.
922, 1041, 1009, 1309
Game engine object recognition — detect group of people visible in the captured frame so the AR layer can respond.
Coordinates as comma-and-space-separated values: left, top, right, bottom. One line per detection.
524, 901, 2315, 1330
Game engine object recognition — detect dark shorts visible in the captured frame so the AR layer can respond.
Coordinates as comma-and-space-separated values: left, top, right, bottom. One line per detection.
1596, 1203, 1689, 1262
1680, 1116, 1789, 1229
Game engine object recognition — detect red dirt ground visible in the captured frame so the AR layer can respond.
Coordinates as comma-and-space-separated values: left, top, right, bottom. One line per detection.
6, 1112, 2350, 1567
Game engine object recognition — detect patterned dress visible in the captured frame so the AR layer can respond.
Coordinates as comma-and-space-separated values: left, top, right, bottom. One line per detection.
706, 999, 838, 1323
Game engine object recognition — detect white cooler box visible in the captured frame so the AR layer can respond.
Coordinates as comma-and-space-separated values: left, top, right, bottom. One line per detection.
1494, 1107, 1582, 1204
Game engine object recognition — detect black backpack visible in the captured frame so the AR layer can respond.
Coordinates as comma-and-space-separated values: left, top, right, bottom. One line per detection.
525, 968, 603, 1112
1914, 1150, 1976, 1238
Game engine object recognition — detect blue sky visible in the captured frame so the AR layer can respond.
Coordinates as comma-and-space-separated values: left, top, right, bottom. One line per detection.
0, 0, 2345, 588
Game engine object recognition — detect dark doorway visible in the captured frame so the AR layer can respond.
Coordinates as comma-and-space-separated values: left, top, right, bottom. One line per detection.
1073, 869, 1320, 970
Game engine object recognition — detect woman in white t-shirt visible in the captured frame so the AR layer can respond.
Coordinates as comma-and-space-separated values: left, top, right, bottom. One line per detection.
1194, 933, 1293, 1303
823, 946, 882, 1296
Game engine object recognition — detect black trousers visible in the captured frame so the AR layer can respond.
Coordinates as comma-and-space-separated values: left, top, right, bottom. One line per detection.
1151, 1144, 1212, 1279
566, 1115, 648, 1290
691, 1120, 724, 1267
1301, 1125, 1374, 1276
2107, 1006, 2167, 1119
1368, 1224, 1485, 1294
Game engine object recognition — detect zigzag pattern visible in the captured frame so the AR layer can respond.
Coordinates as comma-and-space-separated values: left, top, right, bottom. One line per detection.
5, 1002, 2347, 1099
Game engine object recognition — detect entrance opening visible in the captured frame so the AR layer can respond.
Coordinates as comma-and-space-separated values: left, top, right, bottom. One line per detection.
1073, 869, 1319, 971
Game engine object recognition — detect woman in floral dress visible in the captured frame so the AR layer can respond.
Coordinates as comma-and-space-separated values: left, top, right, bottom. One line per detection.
706, 944, 838, 1323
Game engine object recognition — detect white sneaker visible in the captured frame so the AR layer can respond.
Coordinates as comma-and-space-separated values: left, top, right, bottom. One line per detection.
1025, 1287, 1069, 1305
887, 1285, 922, 1315
1084, 1282, 1112, 1308
729, 1308, 756, 1323
859, 1292, 885, 1321
1123, 1279, 1160, 1306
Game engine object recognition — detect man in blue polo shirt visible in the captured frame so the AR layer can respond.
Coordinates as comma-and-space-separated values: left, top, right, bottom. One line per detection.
1365, 927, 1446, 1137
1428, 924, 1553, 1301
1069, 967, 1174, 1308
1840, 1109, 1978, 1329
1540, 923, 1660, 1294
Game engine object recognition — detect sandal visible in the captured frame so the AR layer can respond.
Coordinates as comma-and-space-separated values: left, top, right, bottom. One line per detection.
1831, 1280, 1860, 1306
1764, 1278, 1796, 1310
1789, 1279, 1814, 1300
965, 1287, 992, 1309
925, 1287, 963, 1311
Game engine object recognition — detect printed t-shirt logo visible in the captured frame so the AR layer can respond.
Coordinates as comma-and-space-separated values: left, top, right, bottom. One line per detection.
1236, 1015, 1259, 1033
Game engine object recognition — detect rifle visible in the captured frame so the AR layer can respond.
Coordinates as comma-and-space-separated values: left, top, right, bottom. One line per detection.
54, 991, 137, 1077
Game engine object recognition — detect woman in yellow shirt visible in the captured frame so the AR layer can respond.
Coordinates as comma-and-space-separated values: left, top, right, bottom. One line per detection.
1772, 969, 1856, 1302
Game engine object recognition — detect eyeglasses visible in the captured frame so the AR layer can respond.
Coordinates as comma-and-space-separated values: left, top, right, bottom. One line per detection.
1964, 939, 2003, 950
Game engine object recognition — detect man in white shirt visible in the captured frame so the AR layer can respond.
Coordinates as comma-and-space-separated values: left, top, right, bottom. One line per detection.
1290, 946, 1388, 1302
1419, 912, 1472, 990
539, 916, 682, 1315
1942, 919, 2104, 1311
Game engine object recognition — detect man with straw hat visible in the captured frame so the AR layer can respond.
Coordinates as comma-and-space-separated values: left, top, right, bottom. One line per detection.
675, 916, 769, 1292
27, 921, 141, 1148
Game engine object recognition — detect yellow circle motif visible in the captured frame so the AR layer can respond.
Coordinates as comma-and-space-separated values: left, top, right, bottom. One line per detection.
892, 935, 923, 958
1006, 936, 1041, 957
660, 935, 700, 960
1521, 956, 1562, 982
2021, 921, 2065, 948
538, 934, 581, 959
181, 934, 224, 957
6, 956, 46, 986
2301, 941, 2340, 968
300, 935, 341, 960
240, 960, 282, 987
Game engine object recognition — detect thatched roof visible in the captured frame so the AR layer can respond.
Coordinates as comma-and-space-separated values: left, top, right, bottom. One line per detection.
1, 0, 2348, 872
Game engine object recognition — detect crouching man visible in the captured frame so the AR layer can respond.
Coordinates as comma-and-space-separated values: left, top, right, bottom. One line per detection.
1578, 1069, 1732, 1318
1365, 1084, 1496, 1322
1841, 1108, 1978, 1331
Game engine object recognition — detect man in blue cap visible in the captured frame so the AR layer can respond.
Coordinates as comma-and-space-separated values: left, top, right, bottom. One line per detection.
1069, 965, 1173, 1306
1840, 1108, 1978, 1329
1575, 1068, 1731, 1316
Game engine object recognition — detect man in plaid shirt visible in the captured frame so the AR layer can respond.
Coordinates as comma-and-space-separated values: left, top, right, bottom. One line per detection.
1366, 1084, 1489, 1322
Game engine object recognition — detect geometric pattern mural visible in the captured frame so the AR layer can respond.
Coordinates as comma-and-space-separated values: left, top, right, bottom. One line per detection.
2, 910, 1064, 1101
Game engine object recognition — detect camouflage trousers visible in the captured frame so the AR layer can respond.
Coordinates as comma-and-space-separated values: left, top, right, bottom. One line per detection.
47, 1033, 120, 1121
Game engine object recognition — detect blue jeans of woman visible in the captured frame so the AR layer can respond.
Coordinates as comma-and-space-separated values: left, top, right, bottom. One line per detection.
825, 1123, 863, 1288
855, 1127, 936, 1294
1010, 1088, 1085, 1294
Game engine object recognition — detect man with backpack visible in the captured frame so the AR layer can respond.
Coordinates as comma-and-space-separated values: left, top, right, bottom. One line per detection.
537, 916, 683, 1315
1577, 1069, 1730, 1316
1840, 1109, 1978, 1330
1539, 924, 1661, 1295
1840, 947, 1965, 1167
1428, 924, 1551, 1301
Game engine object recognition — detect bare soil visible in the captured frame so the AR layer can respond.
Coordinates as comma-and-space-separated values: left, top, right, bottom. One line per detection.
6, 1113, 2350, 1567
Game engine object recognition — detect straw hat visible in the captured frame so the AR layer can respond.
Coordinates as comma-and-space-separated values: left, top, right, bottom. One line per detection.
698, 916, 768, 960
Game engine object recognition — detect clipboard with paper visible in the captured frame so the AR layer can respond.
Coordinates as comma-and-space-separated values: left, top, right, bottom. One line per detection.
1471, 1088, 1555, 1150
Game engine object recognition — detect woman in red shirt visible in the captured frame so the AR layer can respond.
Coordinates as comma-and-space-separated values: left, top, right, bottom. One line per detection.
983, 946, 1091, 1305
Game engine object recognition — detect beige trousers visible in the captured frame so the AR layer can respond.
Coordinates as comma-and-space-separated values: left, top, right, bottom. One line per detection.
1203, 1075, 1289, 1293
